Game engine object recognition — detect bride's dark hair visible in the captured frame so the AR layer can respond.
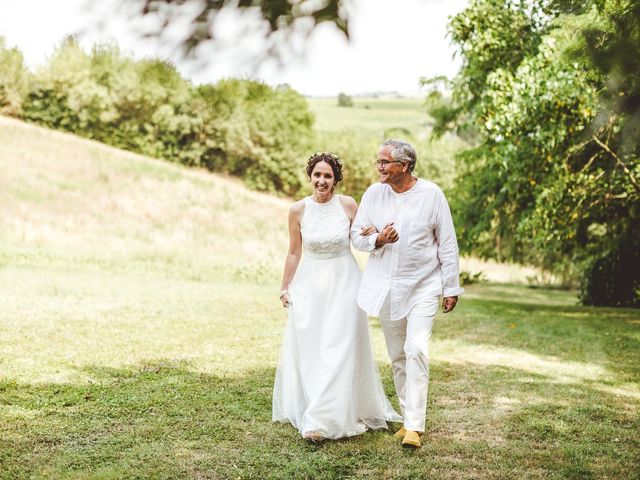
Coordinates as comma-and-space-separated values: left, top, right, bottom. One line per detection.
306, 152, 344, 185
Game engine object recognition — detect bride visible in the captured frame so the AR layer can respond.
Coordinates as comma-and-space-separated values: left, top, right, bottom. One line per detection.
272, 152, 401, 442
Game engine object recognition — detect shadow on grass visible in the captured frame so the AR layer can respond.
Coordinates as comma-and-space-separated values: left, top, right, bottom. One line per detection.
1, 359, 639, 479
428, 360, 640, 479
432, 294, 640, 380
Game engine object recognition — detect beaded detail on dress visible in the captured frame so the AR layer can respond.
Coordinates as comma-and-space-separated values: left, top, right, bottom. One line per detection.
301, 195, 350, 257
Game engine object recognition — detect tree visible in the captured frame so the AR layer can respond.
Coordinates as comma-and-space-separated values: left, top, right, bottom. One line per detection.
111, 0, 351, 61
0, 37, 29, 116
430, 0, 640, 307
337, 92, 353, 107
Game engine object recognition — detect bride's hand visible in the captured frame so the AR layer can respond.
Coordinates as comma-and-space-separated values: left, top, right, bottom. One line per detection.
280, 290, 290, 308
360, 225, 378, 236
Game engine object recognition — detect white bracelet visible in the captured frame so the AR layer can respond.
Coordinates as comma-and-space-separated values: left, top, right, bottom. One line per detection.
279, 289, 289, 299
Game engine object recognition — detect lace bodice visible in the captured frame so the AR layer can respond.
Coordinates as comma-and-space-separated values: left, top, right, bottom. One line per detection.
301, 195, 351, 257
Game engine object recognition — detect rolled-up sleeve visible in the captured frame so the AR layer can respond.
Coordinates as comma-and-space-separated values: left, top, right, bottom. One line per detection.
434, 189, 465, 297
350, 191, 379, 253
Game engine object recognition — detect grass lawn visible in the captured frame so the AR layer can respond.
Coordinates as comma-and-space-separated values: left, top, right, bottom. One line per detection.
2, 273, 639, 479
1, 117, 639, 478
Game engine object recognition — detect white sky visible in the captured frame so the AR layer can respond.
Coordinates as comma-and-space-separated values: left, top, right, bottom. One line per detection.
0, 0, 468, 97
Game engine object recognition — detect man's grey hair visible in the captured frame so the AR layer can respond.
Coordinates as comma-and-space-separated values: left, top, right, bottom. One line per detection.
382, 139, 417, 172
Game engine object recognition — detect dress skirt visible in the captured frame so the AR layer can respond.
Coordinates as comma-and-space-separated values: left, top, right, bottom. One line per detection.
272, 250, 401, 439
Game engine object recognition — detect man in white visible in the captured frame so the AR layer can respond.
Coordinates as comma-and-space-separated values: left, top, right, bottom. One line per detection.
351, 139, 464, 449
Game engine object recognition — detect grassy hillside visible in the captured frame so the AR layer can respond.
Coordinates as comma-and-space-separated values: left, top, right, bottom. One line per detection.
0, 115, 289, 282
1, 116, 639, 479
0, 114, 289, 383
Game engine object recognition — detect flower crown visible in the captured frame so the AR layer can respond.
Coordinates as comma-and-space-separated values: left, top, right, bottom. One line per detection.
308, 152, 342, 164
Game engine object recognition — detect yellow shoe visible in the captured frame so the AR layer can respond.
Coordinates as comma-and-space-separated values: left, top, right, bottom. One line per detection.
393, 426, 406, 438
402, 430, 422, 449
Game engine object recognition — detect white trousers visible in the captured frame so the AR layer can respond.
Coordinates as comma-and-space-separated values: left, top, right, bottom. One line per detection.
378, 295, 439, 432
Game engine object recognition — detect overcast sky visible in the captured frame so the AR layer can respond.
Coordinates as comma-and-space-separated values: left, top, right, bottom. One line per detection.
0, 0, 468, 97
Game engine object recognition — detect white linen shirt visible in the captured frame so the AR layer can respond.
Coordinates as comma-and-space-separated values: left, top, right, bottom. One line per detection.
350, 179, 464, 321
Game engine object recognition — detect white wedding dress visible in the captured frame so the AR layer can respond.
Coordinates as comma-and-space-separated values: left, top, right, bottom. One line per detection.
272, 195, 401, 439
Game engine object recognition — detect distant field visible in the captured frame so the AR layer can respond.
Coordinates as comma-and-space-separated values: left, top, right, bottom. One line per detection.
307, 96, 465, 193
307, 96, 432, 137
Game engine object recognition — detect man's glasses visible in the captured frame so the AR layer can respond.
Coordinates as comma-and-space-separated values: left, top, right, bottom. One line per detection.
375, 160, 404, 167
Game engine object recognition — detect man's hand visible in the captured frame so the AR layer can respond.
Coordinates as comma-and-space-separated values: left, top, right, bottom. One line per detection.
375, 222, 399, 248
442, 296, 458, 313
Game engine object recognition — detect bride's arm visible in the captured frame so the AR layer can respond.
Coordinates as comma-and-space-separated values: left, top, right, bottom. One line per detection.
280, 201, 303, 308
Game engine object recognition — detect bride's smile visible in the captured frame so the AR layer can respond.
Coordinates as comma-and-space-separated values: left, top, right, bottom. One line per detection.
310, 161, 335, 202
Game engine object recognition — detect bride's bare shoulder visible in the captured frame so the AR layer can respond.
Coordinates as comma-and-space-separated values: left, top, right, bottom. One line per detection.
338, 195, 358, 217
289, 198, 306, 216
338, 195, 357, 207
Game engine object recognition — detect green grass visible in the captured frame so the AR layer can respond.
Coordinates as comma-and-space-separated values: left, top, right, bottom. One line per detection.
1, 116, 639, 478
2, 274, 639, 479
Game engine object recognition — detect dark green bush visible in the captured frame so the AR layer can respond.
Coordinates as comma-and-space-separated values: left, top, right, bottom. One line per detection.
580, 233, 640, 308
22, 87, 80, 131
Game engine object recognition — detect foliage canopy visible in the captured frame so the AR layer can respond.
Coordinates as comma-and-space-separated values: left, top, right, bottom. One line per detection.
428, 0, 640, 306
117, 0, 350, 61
